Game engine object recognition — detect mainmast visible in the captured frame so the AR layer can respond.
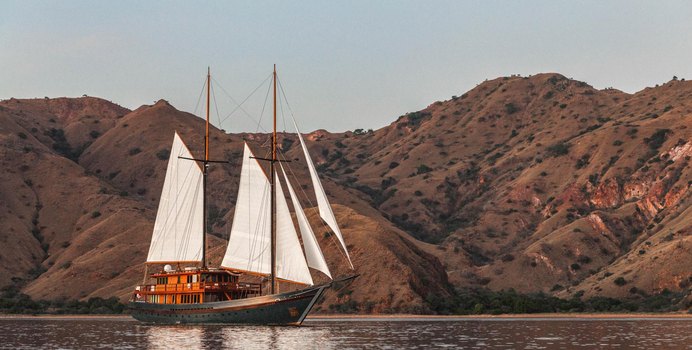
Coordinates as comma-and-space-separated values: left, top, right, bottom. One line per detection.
270, 64, 278, 294
202, 67, 210, 269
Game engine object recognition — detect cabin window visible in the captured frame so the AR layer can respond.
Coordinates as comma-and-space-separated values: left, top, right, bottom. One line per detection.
177, 276, 181, 284
192, 274, 198, 283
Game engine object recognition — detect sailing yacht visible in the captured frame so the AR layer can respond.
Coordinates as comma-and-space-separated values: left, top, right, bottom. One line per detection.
129, 67, 355, 325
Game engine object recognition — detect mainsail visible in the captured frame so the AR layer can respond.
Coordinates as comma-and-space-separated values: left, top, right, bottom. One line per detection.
280, 164, 332, 279
147, 132, 204, 263
221, 143, 272, 275
274, 172, 313, 285
294, 122, 353, 267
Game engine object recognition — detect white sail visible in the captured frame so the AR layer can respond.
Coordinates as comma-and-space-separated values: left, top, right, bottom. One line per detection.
221, 143, 272, 275
294, 123, 353, 267
147, 132, 204, 263
274, 172, 313, 285
280, 164, 332, 279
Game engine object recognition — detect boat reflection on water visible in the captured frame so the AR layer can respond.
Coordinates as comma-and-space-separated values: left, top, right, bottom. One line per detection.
146, 324, 331, 350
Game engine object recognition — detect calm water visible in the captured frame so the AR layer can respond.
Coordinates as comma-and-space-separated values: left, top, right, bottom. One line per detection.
1, 317, 691, 349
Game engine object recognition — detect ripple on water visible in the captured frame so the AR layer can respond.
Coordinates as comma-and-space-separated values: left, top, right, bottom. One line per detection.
0, 317, 691, 349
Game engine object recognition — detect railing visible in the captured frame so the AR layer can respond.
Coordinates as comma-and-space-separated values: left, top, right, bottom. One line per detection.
135, 281, 262, 295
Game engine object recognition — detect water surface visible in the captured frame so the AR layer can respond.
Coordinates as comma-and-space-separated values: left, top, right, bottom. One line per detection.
1, 316, 690, 349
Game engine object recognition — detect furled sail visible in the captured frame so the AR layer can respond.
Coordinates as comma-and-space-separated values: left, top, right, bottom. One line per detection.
221, 143, 272, 275
294, 123, 353, 267
280, 164, 332, 279
147, 132, 204, 263
274, 172, 313, 285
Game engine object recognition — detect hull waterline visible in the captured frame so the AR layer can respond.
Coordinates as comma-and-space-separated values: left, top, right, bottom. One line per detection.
129, 284, 328, 325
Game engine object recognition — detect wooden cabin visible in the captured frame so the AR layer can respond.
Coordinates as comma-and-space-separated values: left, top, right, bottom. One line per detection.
134, 268, 262, 304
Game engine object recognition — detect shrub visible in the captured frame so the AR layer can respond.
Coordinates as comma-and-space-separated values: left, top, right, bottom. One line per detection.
128, 147, 141, 156
17, 132, 27, 139
417, 164, 433, 174
546, 142, 571, 157
644, 129, 671, 150
89, 130, 100, 139
91, 211, 101, 218
614, 277, 627, 286
156, 149, 170, 160
389, 162, 399, 169
575, 154, 590, 169
505, 103, 519, 114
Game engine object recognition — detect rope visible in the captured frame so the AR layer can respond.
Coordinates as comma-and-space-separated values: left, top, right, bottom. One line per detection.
192, 77, 207, 117
210, 81, 223, 129
214, 75, 272, 132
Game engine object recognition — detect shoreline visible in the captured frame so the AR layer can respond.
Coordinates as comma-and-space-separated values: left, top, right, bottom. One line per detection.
0, 313, 689, 321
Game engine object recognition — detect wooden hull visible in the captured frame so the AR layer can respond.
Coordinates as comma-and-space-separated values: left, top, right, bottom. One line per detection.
129, 283, 328, 325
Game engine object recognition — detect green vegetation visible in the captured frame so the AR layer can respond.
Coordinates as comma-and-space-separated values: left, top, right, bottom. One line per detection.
44, 128, 81, 161
89, 130, 100, 139
426, 288, 688, 315
504, 103, 519, 114
644, 129, 671, 150
156, 149, 170, 160
417, 164, 433, 174
546, 141, 571, 157
0, 286, 125, 314
128, 147, 142, 156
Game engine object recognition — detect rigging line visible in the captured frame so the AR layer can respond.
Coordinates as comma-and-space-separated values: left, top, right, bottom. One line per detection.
212, 75, 262, 123
192, 77, 208, 117
255, 74, 273, 134
214, 75, 272, 130
277, 147, 350, 264
277, 76, 286, 132
211, 81, 223, 130
277, 76, 298, 123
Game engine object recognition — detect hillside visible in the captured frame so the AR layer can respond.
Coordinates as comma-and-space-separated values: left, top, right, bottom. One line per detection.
0, 73, 689, 313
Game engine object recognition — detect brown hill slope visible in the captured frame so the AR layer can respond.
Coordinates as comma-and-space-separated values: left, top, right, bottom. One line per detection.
0, 74, 689, 312
301, 74, 690, 301
0, 98, 452, 313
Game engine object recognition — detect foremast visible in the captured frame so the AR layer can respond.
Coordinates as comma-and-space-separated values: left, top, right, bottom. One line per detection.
202, 67, 211, 269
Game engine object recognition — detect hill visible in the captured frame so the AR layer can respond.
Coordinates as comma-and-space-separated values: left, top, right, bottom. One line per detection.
0, 73, 689, 312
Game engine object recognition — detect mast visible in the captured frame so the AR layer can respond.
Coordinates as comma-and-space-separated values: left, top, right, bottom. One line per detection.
270, 64, 277, 294
202, 67, 210, 269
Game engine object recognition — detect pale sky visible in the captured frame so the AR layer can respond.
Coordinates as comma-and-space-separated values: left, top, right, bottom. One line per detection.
2, 1, 691, 132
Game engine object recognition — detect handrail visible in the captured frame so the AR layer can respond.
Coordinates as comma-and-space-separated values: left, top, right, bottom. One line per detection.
135, 281, 262, 294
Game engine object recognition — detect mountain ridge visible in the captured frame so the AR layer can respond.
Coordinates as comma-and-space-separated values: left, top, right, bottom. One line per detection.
0, 72, 689, 313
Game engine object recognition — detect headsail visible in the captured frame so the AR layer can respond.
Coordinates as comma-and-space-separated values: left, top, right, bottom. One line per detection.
280, 164, 332, 279
274, 172, 313, 285
294, 122, 353, 268
221, 143, 272, 275
147, 132, 204, 263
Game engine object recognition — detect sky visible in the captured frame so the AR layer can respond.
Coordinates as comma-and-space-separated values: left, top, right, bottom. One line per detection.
2, 1, 692, 133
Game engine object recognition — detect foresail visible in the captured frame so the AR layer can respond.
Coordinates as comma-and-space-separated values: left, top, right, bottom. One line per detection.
294, 123, 353, 267
280, 164, 332, 279
147, 132, 204, 263
221, 143, 271, 275
275, 172, 313, 285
